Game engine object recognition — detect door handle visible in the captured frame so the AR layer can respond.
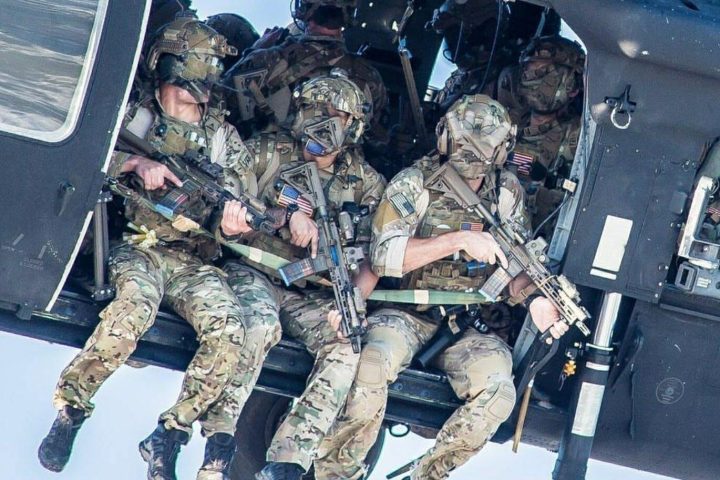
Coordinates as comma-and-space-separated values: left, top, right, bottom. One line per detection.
56, 182, 76, 216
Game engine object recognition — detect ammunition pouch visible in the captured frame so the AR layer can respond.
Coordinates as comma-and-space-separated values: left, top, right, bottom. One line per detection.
405, 259, 489, 292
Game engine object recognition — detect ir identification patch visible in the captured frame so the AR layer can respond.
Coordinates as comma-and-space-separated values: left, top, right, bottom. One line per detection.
389, 193, 415, 217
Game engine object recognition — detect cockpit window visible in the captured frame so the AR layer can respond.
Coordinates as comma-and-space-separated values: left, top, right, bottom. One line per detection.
0, 0, 108, 143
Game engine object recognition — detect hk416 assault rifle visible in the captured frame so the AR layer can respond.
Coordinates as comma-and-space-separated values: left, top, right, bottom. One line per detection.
275, 162, 367, 353
425, 164, 592, 341
117, 128, 278, 234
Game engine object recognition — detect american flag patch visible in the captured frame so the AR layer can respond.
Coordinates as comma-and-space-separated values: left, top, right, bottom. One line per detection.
508, 151, 534, 176
276, 184, 314, 216
460, 222, 484, 232
389, 193, 415, 217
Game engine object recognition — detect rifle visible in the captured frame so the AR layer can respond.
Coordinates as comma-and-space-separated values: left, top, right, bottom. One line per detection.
117, 128, 278, 234
424, 163, 592, 341
275, 162, 368, 353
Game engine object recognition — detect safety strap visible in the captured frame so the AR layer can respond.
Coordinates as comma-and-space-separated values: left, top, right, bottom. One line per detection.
256, 136, 285, 195
548, 120, 579, 176
107, 176, 295, 270
368, 289, 493, 305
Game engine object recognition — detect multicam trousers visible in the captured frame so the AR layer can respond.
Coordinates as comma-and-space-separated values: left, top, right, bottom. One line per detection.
53, 244, 250, 437
266, 289, 361, 471
315, 308, 516, 480
204, 260, 282, 436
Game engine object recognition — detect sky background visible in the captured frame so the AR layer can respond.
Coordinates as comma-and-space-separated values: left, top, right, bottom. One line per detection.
0, 1, 676, 479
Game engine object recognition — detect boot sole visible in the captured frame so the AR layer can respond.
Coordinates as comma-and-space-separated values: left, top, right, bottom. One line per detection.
138, 439, 159, 480
38, 440, 67, 472
139, 438, 152, 463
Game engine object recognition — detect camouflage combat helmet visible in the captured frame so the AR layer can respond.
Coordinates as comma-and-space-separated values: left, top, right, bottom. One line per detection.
430, 0, 507, 69
292, 0, 358, 28
290, 71, 371, 157
146, 16, 238, 101
437, 94, 517, 179
206, 13, 259, 69
519, 35, 585, 113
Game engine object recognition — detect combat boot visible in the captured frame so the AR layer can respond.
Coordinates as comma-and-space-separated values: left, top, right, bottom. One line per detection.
38, 405, 87, 472
139, 423, 189, 480
197, 432, 235, 480
255, 461, 305, 480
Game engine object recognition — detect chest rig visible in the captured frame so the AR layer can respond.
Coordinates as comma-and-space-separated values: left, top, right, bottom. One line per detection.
123, 98, 228, 257
402, 185, 498, 293
247, 131, 301, 195
246, 151, 371, 282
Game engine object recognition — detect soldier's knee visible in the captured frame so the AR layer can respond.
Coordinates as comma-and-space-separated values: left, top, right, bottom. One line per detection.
100, 280, 161, 336
457, 379, 515, 449
318, 342, 360, 384
481, 379, 516, 424
201, 312, 247, 354
245, 315, 282, 350
462, 350, 513, 399
356, 328, 411, 388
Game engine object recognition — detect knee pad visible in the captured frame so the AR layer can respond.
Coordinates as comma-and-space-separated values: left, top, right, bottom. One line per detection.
99, 295, 159, 336
483, 379, 516, 424
356, 327, 413, 388
220, 314, 247, 348
356, 343, 390, 388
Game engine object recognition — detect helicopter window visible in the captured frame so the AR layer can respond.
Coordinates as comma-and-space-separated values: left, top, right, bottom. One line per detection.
0, 0, 109, 143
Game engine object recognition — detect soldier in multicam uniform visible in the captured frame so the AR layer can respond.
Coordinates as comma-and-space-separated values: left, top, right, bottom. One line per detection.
217, 73, 385, 480
503, 35, 585, 239
314, 95, 569, 480
224, 0, 387, 136
431, 0, 511, 114
37, 18, 270, 480
205, 13, 260, 69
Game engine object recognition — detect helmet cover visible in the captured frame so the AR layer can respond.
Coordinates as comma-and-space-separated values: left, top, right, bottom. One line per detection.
518, 35, 585, 113
291, 71, 371, 156
147, 16, 238, 101
292, 0, 358, 28
437, 94, 516, 179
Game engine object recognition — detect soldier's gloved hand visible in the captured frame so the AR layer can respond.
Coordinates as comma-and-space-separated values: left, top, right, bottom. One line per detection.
529, 296, 569, 340
461, 231, 509, 269
221, 200, 253, 236
130, 156, 183, 190
327, 309, 345, 339
289, 212, 319, 258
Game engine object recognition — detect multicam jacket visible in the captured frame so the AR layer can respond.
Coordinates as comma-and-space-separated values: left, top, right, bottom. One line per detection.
239, 134, 387, 279
108, 89, 255, 259
371, 155, 529, 293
